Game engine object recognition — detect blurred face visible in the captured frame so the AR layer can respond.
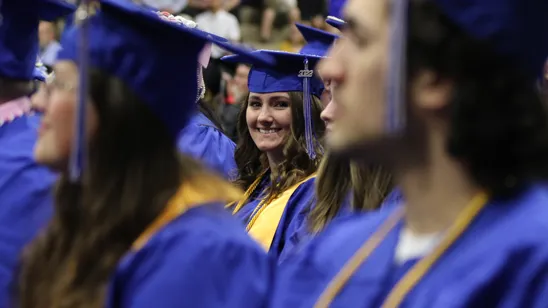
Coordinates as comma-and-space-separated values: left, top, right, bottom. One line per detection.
210, 0, 222, 10
38, 21, 55, 48
34, 61, 99, 171
246, 92, 292, 160
318, 0, 389, 153
234, 64, 250, 92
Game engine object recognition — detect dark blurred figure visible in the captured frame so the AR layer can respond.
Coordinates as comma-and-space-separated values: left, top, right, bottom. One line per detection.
220, 63, 250, 141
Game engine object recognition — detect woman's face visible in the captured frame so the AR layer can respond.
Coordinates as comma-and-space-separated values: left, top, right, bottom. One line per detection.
246, 92, 292, 158
34, 61, 99, 171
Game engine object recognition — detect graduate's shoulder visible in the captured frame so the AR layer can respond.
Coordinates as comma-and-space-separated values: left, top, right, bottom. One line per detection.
486, 185, 548, 246
0, 117, 56, 188
292, 206, 397, 271
156, 202, 265, 253
179, 113, 235, 148
115, 203, 271, 307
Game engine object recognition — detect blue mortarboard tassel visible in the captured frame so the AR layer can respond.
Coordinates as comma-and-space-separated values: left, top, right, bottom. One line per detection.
69, 0, 96, 183
299, 58, 317, 159
386, 0, 408, 133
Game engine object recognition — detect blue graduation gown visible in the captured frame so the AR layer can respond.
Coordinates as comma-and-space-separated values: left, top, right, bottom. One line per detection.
106, 203, 272, 308
0, 116, 56, 305
271, 185, 548, 307
177, 113, 237, 180
234, 176, 316, 254
276, 188, 404, 264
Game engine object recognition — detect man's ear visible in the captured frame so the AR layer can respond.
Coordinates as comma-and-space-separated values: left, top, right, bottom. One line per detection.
410, 69, 453, 111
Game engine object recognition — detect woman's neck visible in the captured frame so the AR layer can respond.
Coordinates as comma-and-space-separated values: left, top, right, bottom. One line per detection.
266, 151, 283, 174
395, 130, 480, 235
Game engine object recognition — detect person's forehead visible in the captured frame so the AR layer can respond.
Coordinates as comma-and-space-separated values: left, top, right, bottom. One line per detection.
344, 0, 389, 31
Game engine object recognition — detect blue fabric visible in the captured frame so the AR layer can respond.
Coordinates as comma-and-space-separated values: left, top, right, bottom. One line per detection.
269, 177, 316, 259
177, 112, 237, 180
328, 0, 346, 19
434, 0, 548, 77
27, 112, 43, 129
276, 188, 403, 264
234, 176, 271, 225
272, 185, 548, 307
0, 0, 75, 80
106, 203, 272, 308
39, 41, 62, 67
222, 50, 324, 97
0, 116, 56, 306
57, 0, 275, 137
296, 23, 339, 57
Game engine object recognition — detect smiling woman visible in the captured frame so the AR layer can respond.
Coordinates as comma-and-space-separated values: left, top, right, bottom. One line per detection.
223, 50, 325, 256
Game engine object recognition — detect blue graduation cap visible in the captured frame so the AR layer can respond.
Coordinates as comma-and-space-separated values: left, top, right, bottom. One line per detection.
222, 49, 324, 159
434, 0, 548, 77
0, 0, 76, 81
328, 0, 346, 21
326, 16, 346, 30
385, 0, 548, 135
58, 0, 274, 181
296, 23, 339, 57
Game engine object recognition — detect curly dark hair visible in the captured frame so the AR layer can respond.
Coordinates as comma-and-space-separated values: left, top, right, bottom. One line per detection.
408, 0, 548, 199
232, 91, 325, 202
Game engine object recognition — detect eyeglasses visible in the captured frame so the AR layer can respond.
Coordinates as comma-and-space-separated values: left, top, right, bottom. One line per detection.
45, 73, 77, 96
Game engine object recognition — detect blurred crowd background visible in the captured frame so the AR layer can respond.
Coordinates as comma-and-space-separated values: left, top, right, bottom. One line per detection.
40, 0, 341, 141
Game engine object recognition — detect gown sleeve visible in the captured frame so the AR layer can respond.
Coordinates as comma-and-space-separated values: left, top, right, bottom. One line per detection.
177, 113, 237, 180
0, 119, 56, 306
118, 232, 273, 308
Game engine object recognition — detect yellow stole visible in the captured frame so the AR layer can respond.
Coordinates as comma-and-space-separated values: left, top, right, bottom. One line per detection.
314, 191, 489, 308
132, 175, 242, 251
231, 172, 316, 250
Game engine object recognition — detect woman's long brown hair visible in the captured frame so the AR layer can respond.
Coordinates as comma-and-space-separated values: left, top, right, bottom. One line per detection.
15, 69, 230, 307
308, 152, 394, 233
231, 91, 325, 204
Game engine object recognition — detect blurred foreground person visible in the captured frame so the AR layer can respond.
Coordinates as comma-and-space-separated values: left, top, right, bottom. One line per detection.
272, 0, 548, 307
0, 0, 74, 305
275, 23, 398, 264
16, 1, 274, 307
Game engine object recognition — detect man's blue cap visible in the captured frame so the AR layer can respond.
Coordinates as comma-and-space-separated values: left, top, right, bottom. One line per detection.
57, 0, 275, 137
383, 0, 548, 136
296, 23, 339, 57
0, 0, 76, 80
326, 16, 346, 30
433, 0, 548, 77
222, 50, 324, 97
